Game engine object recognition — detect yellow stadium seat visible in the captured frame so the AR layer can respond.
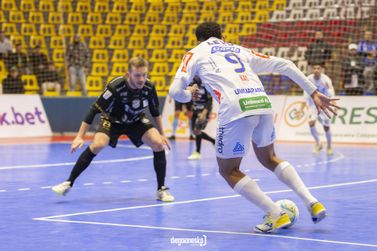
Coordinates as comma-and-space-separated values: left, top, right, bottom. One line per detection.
254, 11, 269, 23
143, 11, 160, 24
111, 63, 128, 76
2, 0, 17, 11
199, 12, 216, 23
89, 36, 106, 49
226, 35, 240, 44
52, 49, 65, 63
150, 76, 166, 91
147, 35, 164, 49
86, 12, 103, 24
0, 11, 5, 23
150, 62, 169, 76
169, 62, 181, 76
59, 24, 74, 37
149, 1, 164, 12
130, 1, 146, 12
180, 12, 198, 24
237, 1, 254, 12
40, 24, 56, 36
76, 1, 91, 12
217, 12, 234, 25
30, 36, 47, 49
256, 0, 270, 11
50, 36, 64, 49
10, 35, 26, 48
151, 25, 167, 36
127, 36, 145, 49
272, 0, 287, 10
20, 0, 35, 11
150, 49, 168, 62
9, 11, 25, 23
131, 49, 148, 59
112, 50, 129, 62
240, 23, 257, 36
183, 1, 199, 12
2, 23, 18, 36
43, 90, 60, 96
112, 1, 128, 12
105, 13, 122, 25
22, 75, 40, 94
78, 24, 93, 37
39, 0, 55, 11
114, 25, 131, 36
124, 12, 141, 24
86, 76, 104, 96
235, 12, 253, 24
202, 1, 217, 12
96, 25, 112, 37
168, 49, 186, 63
168, 25, 186, 37
66, 91, 82, 97
28, 12, 44, 24
94, 2, 109, 12
184, 36, 197, 49
57, 0, 73, 12
91, 63, 109, 77
133, 25, 149, 36
219, 1, 235, 12
48, 12, 63, 24
166, 36, 183, 49
68, 13, 83, 24
109, 36, 126, 49
21, 23, 37, 36
166, 2, 181, 13
224, 24, 240, 35
92, 49, 109, 63
162, 12, 179, 24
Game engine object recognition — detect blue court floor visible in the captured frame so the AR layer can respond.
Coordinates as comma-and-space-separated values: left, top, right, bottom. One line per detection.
0, 139, 376, 251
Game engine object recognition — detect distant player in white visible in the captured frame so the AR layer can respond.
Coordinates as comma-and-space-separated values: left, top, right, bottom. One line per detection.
302, 64, 336, 155
169, 22, 339, 233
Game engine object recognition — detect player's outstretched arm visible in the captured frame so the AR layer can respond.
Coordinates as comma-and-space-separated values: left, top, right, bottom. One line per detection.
310, 90, 340, 119
70, 122, 90, 153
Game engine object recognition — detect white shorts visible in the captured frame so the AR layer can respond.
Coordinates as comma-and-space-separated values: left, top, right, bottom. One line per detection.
308, 105, 331, 127
215, 114, 275, 159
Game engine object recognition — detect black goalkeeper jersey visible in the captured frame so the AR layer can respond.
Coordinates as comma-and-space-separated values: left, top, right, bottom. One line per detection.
84, 76, 160, 124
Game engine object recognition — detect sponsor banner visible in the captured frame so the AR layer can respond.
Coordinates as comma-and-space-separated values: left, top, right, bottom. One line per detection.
277, 96, 377, 143
0, 95, 52, 138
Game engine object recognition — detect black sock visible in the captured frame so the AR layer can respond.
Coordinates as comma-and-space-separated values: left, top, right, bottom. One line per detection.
68, 146, 96, 186
153, 151, 166, 190
195, 134, 202, 153
201, 132, 215, 145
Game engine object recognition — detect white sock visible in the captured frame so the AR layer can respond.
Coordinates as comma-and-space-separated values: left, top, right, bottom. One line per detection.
310, 126, 320, 144
234, 176, 281, 216
325, 130, 332, 148
274, 161, 317, 207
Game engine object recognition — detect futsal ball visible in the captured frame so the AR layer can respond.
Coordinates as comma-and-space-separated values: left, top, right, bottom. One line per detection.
275, 199, 299, 228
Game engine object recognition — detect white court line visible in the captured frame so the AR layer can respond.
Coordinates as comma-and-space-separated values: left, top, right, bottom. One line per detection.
18, 188, 31, 191
34, 218, 377, 248
0, 155, 153, 170
34, 178, 377, 220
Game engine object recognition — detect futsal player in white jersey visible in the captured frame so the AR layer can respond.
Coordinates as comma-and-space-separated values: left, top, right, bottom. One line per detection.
169, 22, 339, 233
302, 64, 335, 155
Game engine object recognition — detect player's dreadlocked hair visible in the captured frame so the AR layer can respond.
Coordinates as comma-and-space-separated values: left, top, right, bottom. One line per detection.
195, 22, 222, 42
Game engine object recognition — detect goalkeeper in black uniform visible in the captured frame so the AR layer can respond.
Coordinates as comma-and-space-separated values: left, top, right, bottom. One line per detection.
187, 77, 215, 160
52, 57, 174, 202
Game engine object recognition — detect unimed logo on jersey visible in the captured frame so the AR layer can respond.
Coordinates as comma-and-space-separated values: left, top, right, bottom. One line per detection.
284, 101, 307, 127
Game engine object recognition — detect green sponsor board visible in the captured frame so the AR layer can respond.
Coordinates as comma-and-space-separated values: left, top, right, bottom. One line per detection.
239, 96, 272, 111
